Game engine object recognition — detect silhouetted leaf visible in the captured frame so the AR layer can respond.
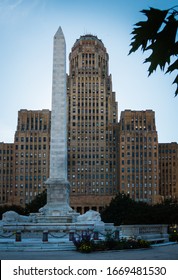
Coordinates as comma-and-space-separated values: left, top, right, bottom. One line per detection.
129, 8, 168, 54
129, 6, 178, 97
166, 60, 178, 73
145, 13, 177, 74
173, 75, 178, 96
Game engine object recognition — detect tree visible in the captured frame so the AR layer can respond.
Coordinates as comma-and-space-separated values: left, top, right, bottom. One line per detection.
0, 191, 47, 218
101, 193, 178, 225
129, 6, 178, 96
101, 193, 151, 225
25, 190, 47, 214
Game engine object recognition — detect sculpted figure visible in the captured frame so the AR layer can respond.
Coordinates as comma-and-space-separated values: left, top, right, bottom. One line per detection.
77, 210, 102, 223
2, 211, 33, 223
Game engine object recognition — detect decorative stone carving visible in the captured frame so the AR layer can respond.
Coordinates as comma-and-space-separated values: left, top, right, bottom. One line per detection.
77, 210, 103, 223
2, 211, 34, 223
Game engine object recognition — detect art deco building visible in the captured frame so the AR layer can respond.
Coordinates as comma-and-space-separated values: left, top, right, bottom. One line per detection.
67, 34, 119, 213
2, 33, 178, 209
13, 109, 51, 206
0, 142, 14, 205
159, 142, 178, 201
118, 110, 160, 204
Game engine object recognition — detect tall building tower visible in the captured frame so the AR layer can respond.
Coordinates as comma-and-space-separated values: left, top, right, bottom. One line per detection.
67, 34, 118, 213
13, 109, 51, 206
159, 142, 178, 201
118, 110, 160, 204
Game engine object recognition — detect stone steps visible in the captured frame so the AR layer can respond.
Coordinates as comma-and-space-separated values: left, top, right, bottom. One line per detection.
0, 239, 76, 251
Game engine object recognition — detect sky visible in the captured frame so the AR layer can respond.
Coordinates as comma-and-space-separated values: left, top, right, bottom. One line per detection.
0, 0, 177, 144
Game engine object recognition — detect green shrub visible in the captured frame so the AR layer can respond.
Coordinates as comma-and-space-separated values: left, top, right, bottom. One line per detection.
73, 231, 94, 253
73, 231, 151, 253
169, 233, 178, 242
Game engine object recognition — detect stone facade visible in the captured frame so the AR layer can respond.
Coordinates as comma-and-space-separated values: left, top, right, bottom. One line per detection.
159, 142, 178, 201
70, 194, 114, 213
0, 142, 14, 205
118, 110, 161, 204
13, 109, 50, 206
67, 35, 119, 210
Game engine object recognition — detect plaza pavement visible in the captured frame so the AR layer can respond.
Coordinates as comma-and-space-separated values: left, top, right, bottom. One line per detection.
0, 243, 178, 260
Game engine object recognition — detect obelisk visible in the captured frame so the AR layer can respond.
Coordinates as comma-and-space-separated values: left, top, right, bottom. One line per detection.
41, 27, 74, 220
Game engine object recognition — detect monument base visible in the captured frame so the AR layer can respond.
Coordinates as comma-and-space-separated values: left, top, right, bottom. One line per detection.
32, 215, 73, 223
36, 178, 79, 223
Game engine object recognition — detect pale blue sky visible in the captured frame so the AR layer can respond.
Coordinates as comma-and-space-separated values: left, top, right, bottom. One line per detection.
0, 0, 177, 143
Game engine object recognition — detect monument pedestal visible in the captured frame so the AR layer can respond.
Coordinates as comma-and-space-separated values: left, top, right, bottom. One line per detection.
36, 179, 79, 223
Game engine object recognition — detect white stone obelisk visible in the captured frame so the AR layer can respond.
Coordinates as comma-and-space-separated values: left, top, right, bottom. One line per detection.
50, 26, 68, 181
42, 27, 74, 219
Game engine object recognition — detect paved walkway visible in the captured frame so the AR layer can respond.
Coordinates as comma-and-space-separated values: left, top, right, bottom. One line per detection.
0, 243, 178, 260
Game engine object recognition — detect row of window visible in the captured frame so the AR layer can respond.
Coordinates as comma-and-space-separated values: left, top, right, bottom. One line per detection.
121, 167, 157, 175
121, 136, 157, 142
71, 187, 116, 194
69, 160, 116, 166
70, 174, 114, 179
20, 124, 48, 131
16, 152, 47, 158
126, 190, 157, 196
69, 136, 109, 141
16, 160, 47, 165
68, 147, 115, 152
15, 175, 46, 181
72, 109, 105, 114
122, 160, 157, 165
15, 145, 47, 150
0, 156, 13, 161
71, 122, 105, 127
122, 183, 157, 188
159, 149, 176, 153
121, 125, 155, 131
69, 167, 115, 172
69, 180, 116, 187
15, 184, 44, 189
0, 177, 13, 181
70, 154, 116, 159
121, 145, 157, 150
71, 101, 105, 107
0, 150, 13, 155
121, 152, 157, 157
0, 170, 13, 175
70, 115, 106, 121
16, 136, 48, 142
161, 162, 176, 166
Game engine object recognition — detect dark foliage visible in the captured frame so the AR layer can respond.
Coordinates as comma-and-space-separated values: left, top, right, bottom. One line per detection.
25, 190, 47, 214
101, 193, 178, 226
0, 205, 26, 219
73, 230, 151, 253
73, 231, 94, 253
0, 190, 47, 218
169, 232, 178, 242
129, 6, 178, 96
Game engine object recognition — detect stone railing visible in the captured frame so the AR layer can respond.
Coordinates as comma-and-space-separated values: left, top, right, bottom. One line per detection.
1, 222, 169, 243
120, 224, 169, 243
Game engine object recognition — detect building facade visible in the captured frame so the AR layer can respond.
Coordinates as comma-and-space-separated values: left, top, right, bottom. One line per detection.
159, 142, 178, 201
12, 109, 51, 206
0, 142, 14, 205
118, 110, 161, 204
1, 33, 178, 210
67, 35, 118, 212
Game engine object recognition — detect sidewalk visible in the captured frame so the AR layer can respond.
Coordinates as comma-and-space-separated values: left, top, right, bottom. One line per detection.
0, 242, 178, 260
